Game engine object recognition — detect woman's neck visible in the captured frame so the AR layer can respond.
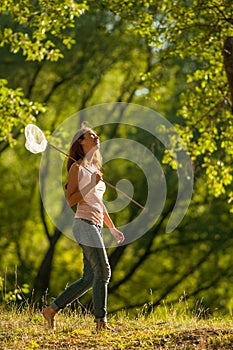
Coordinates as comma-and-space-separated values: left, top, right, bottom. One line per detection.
84, 148, 95, 164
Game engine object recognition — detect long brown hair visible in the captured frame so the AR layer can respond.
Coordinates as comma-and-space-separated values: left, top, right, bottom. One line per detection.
66, 126, 102, 172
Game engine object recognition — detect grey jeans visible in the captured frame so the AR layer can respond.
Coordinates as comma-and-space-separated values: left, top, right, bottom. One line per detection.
50, 218, 111, 322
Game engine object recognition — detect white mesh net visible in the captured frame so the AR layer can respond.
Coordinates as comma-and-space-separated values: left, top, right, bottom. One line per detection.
24, 124, 48, 154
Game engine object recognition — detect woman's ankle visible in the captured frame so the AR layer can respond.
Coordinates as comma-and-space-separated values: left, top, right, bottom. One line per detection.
96, 320, 110, 331
42, 306, 57, 329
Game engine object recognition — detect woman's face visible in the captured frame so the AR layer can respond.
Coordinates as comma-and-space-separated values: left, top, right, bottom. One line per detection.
79, 130, 100, 153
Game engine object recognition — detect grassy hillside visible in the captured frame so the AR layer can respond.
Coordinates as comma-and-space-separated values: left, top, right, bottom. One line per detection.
0, 305, 233, 349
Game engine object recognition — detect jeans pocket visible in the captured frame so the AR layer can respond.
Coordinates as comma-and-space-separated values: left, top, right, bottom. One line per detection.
72, 219, 104, 248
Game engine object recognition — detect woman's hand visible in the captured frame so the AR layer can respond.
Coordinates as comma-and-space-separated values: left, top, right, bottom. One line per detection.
109, 227, 125, 244
90, 171, 102, 186
103, 204, 124, 244
66, 166, 103, 207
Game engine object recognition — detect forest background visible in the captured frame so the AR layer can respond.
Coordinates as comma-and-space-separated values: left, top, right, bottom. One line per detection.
0, 0, 233, 318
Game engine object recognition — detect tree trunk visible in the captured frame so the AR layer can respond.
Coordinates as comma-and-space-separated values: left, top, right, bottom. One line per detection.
33, 228, 62, 303
223, 37, 233, 111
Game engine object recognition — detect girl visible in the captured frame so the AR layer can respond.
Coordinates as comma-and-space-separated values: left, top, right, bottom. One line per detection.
42, 125, 124, 331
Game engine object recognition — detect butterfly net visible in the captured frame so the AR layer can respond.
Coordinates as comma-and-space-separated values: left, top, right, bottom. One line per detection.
24, 124, 48, 154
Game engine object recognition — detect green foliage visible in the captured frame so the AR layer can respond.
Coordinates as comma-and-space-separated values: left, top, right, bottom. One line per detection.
96, 0, 233, 206
0, 79, 45, 146
0, 0, 88, 61
0, 0, 87, 148
156, 0, 233, 205
0, 276, 30, 303
99, 0, 157, 39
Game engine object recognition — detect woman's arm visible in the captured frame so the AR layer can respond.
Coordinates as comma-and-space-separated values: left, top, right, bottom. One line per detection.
66, 164, 101, 207
103, 205, 125, 244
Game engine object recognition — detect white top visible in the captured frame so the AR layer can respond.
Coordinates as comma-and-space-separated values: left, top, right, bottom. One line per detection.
75, 163, 106, 227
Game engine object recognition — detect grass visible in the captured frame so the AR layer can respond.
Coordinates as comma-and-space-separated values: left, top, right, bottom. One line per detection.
0, 304, 233, 349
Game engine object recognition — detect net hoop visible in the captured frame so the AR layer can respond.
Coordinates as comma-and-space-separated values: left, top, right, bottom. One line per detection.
24, 124, 48, 154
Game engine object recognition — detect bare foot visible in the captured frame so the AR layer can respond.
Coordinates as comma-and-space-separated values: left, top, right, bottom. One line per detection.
96, 321, 112, 332
42, 306, 56, 330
